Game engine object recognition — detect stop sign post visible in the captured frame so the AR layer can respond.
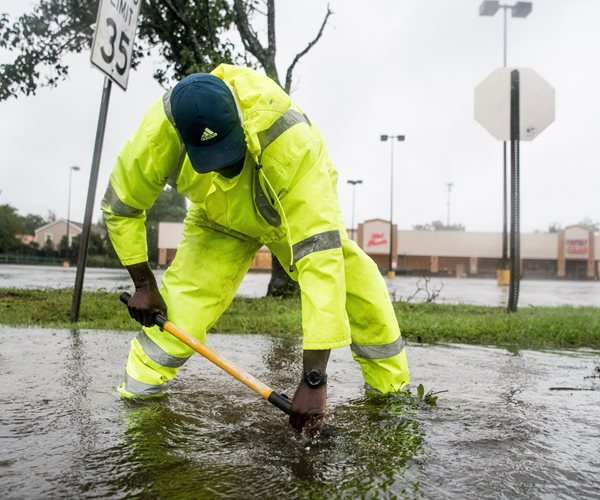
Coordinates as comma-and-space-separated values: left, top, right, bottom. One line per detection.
474, 67, 555, 312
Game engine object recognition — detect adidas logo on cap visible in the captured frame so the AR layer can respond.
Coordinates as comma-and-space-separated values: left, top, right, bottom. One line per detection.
201, 128, 218, 141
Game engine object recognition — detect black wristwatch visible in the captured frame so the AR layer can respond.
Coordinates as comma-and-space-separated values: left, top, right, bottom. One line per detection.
304, 368, 327, 388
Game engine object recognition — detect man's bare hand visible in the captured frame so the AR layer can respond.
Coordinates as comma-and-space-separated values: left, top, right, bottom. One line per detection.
125, 261, 166, 326
290, 381, 327, 435
127, 287, 167, 326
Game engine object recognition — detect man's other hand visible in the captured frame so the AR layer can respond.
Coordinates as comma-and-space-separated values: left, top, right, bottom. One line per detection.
125, 261, 167, 327
127, 287, 167, 327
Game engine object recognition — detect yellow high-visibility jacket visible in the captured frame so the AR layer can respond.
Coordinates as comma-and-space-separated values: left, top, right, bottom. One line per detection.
102, 64, 351, 350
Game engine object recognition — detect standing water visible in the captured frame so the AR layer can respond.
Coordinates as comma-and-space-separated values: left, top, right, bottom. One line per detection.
1, 264, 600, 307
1, 327, 599, 498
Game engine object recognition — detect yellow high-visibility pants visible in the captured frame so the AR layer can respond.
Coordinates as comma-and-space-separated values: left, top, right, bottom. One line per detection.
118, 223, 409, 398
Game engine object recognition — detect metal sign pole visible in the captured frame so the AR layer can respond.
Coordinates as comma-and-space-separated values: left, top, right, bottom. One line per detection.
70, 77, 112, 322
388, 139, 394, 275
501, 5, 509, 268
508, 69, 520, 313
70, 0, 141, 321
502, 142, 508, 266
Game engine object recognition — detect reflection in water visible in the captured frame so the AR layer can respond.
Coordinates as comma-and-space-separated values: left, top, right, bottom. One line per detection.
2, 264, 600, 306
118, 391, 424, 498
1, 328, 599, 498
60, 329, 96, 489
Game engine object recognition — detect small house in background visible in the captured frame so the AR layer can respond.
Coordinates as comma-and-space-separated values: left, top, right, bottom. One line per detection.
34, 219, 106, 250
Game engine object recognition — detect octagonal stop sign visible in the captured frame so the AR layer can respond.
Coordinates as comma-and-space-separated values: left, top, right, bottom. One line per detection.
474, 67, 555, 141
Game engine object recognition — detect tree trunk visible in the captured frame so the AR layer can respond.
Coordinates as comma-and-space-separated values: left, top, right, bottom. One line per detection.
267, 256, 300, 297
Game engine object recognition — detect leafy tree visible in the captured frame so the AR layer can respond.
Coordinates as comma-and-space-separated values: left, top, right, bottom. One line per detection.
412, 220, 465, 231
0, 204, 24, 252
40, 238, 57, 257
0, 1, 237, 99
70, 231, 108, 256
20, 213, 46, 234
0, 0, 331, 98
17, 240, 40, 256
146, 187, 187, 265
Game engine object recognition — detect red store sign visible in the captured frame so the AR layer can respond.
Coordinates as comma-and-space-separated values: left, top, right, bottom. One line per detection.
566, 238, 588, 255
367, 232, 388, 247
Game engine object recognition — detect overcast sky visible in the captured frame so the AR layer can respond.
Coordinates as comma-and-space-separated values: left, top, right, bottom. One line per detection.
1, 0, 598, 234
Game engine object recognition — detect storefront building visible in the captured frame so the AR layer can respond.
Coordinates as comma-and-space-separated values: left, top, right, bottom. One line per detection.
357, 219, 598, 280
157, 220, 599, 280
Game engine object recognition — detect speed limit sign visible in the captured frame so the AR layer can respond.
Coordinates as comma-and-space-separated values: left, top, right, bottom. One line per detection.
91, 0, 141, 90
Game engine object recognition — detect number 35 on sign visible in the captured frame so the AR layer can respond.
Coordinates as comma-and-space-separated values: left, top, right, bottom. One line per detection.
91, 0, 142, 90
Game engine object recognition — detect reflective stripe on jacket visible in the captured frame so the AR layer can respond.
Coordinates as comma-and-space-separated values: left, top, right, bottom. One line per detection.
102, 64, 351, 350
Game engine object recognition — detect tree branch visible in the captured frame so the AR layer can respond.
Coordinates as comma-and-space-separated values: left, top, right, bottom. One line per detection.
284, 4, 332, 93
266, 0, 276, 61
232, 0, 268, 65
161, 0, 205, 66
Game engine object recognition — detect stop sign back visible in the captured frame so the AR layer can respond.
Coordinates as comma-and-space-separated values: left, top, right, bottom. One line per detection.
474, 67, 555, 141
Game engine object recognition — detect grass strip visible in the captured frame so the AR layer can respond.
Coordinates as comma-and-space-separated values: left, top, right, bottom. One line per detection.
1, 288, 599, 350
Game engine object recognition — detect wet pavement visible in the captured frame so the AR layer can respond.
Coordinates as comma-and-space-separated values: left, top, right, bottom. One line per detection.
1, 327, 599, 498
1, 264, 599, 307
1, 265, 599, 496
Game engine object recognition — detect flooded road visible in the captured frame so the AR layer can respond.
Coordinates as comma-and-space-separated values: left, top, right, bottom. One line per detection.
1, 327, 599, 498
1, 264, 600, 307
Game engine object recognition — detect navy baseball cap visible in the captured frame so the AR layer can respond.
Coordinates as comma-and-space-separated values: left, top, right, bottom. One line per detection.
169, 73, 246, 173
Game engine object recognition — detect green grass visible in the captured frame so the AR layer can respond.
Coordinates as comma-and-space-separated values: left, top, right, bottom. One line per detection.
1, 288, 599, 350
393, 302, 600, 349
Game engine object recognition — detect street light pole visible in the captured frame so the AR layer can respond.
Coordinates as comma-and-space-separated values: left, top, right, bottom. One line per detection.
503, 5, 508, 67
347, 179, 363, 241
65, 165, 81, 265
445, 182, 454, 227
479, 1, 532, 268
380, 134, 405, 278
